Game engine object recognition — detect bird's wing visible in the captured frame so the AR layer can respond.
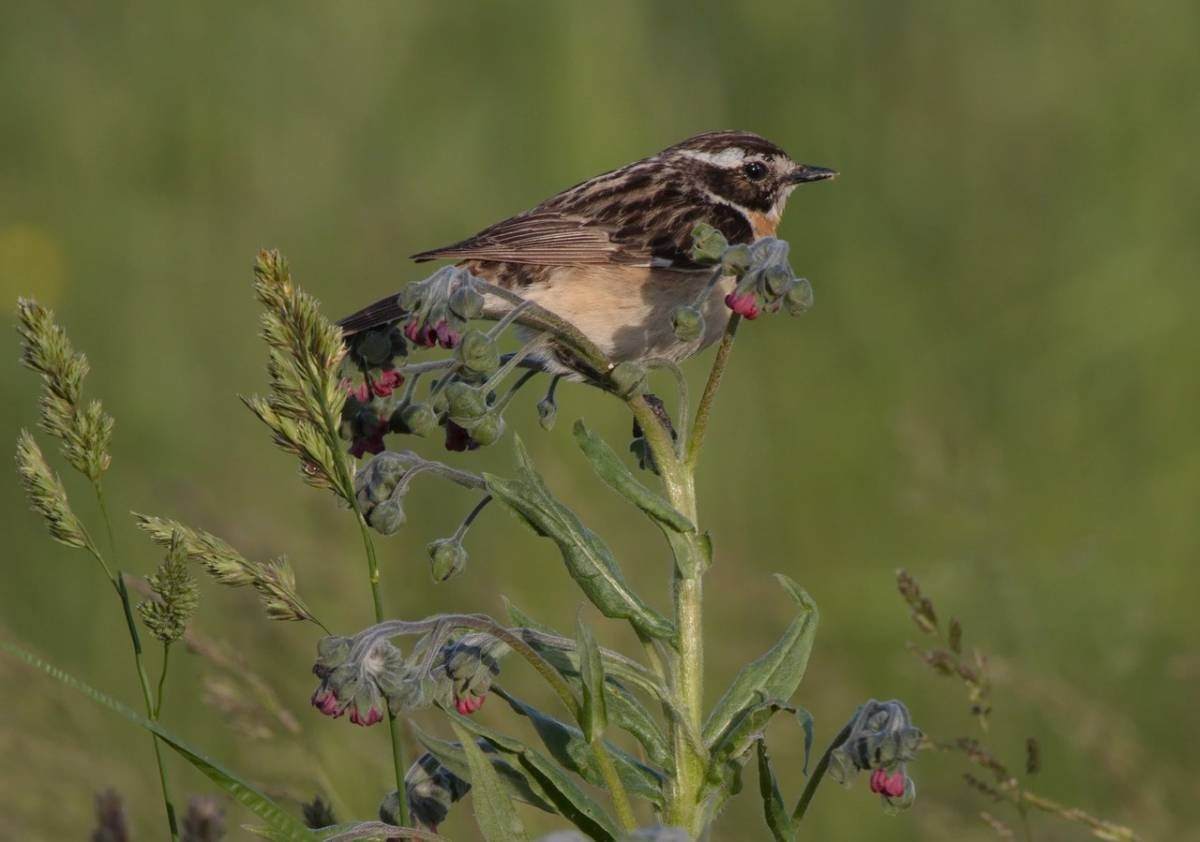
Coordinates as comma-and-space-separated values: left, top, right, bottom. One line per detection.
411, 211, 651, 267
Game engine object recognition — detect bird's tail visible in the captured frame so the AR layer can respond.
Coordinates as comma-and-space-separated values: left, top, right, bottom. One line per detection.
336, 293, 406, 336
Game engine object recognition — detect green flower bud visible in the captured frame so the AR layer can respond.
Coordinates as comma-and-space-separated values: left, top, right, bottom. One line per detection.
689, 223, 729, 264
455, 330, 500, 376
399, 285, 423, 312
720, 243, 752, 275
445, 381, 487, 423
468, 412, 506, 447
314, 635, 353, 675
395, 402, 439, 437
609, 361, 646, 399
785, 277, 814, 315
762, 264, 794, 297
670, 305, 704, 342
448, 285, 485, 321
367, 499, 405, 535
428, 538, 468, 582
430, 389, 449, 415
537, 395, 557, 431
379, 790, 404, 827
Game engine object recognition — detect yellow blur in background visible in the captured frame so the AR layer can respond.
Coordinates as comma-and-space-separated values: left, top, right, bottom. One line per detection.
1, 2, 1197, 839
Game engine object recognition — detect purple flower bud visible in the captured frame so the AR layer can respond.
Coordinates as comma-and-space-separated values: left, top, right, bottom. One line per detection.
724, 290, 760, 320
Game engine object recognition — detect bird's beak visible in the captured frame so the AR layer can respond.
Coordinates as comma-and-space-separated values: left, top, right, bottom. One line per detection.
787, 164, 838, 184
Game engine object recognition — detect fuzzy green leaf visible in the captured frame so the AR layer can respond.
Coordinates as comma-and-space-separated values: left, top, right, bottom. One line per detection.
496, 689, 664, 806
413, 723, 557, 813
576, 615, 607, 743
503, 601, 672, 768
442, 708, 619, 841
572, 421, 694, 533
2, 642, 315, 841
756, 740, 795, 842
703, 575, 819, 744
706, 698, 793, 792
449, 719, 528, 842
484, 437, 674, 641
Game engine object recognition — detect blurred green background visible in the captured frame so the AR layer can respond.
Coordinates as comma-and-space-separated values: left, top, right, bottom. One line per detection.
2, 1, 1197, 839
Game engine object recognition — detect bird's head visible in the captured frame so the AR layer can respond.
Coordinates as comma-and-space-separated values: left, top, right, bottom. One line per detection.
662, 130, 836, 219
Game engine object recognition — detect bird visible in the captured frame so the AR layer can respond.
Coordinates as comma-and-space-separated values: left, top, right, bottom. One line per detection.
338, 130, 835, 376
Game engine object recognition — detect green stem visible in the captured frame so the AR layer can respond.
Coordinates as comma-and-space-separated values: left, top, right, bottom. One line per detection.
593, 734, 640, 832
155, 643, 171, 717
93, 481, 178, 840
115, 573, 179, 840
792, 720, 853, 823
355, 514, 410, 824
685, 314, 740, 469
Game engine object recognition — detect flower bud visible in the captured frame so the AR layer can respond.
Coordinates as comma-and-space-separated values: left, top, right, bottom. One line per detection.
468, 412, 506, 447
394, 402, 439, 437
720, 243, 752, 276
670, 305, 705, 342
449, 285, 485, 321
442, 633, 508, 713
367, 499, 405, 535
827, 698, 922, 813
445, 382, 487, 423
399, 284, 423, 312
455, 330, 500, 376
784, 277, 814, 315
762, 264, 794, 297
537, 395, 558, 431
314, 635, 353, 677
689, 223, 729, 264
443, 419, 479, 452
609, 361, 646, 399
724, 290, 760, 320
428, 538, 468, 582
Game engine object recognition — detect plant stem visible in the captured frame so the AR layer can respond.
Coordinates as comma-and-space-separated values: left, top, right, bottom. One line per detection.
792, 720, 854, 822
685, 314, 740, 469
116, 573, 179, 840
93, 482, 179, 840
355, 514, 410, 824
155, 642, 171, 717
630, 393, 708, 835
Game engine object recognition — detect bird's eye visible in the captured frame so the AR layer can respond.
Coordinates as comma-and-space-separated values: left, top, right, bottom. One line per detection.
742, 161, 768, 180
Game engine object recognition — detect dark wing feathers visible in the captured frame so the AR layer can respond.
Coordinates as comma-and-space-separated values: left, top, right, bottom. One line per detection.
411, 211, 648, 266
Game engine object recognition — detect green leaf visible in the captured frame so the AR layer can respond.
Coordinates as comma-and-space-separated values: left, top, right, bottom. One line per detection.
572, 421, 694, 533
576, 615, 607, 743
795, 706, 815, 775
503, 603, 672, 769
705, 698, 793, 790
484, 438, 674, 641
756, 740, 795, 842
702, 575, 819, 744
413, 723, 558, 813
496, 688, 665, 806
443, 707, 619, 841
2, 642, 315, 841
450, 719, 529, 842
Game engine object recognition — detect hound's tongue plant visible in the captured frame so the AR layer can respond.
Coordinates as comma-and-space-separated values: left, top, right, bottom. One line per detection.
9, 228, 931, 842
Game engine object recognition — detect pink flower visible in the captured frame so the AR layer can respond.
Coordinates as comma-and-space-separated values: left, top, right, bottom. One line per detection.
311, 686, 346, 719
435, 321, 460, 349
454, 694, 486, 715
341, 378, 370, 403
869, 768, 906, 798
349, 703, 384, 727
724, 290, 760, 319
370, 369, 404, 398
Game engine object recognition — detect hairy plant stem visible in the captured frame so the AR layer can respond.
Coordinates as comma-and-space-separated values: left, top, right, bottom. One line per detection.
355, 513, 410, 825
685, 314, 741, 469
92, 482, 179, 840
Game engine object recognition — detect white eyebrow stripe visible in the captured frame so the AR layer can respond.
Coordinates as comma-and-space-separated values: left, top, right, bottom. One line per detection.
676, 148, 748, 168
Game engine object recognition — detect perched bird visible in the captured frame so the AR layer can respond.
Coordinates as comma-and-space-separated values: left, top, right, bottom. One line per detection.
339, 130, 835, 374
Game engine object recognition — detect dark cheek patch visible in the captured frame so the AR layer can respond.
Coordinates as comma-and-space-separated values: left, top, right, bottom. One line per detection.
701, 167, 774, 213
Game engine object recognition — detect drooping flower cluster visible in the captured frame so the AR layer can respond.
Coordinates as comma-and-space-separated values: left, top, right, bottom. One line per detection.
308, 623, 511, 728
827, 698, 922, 813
